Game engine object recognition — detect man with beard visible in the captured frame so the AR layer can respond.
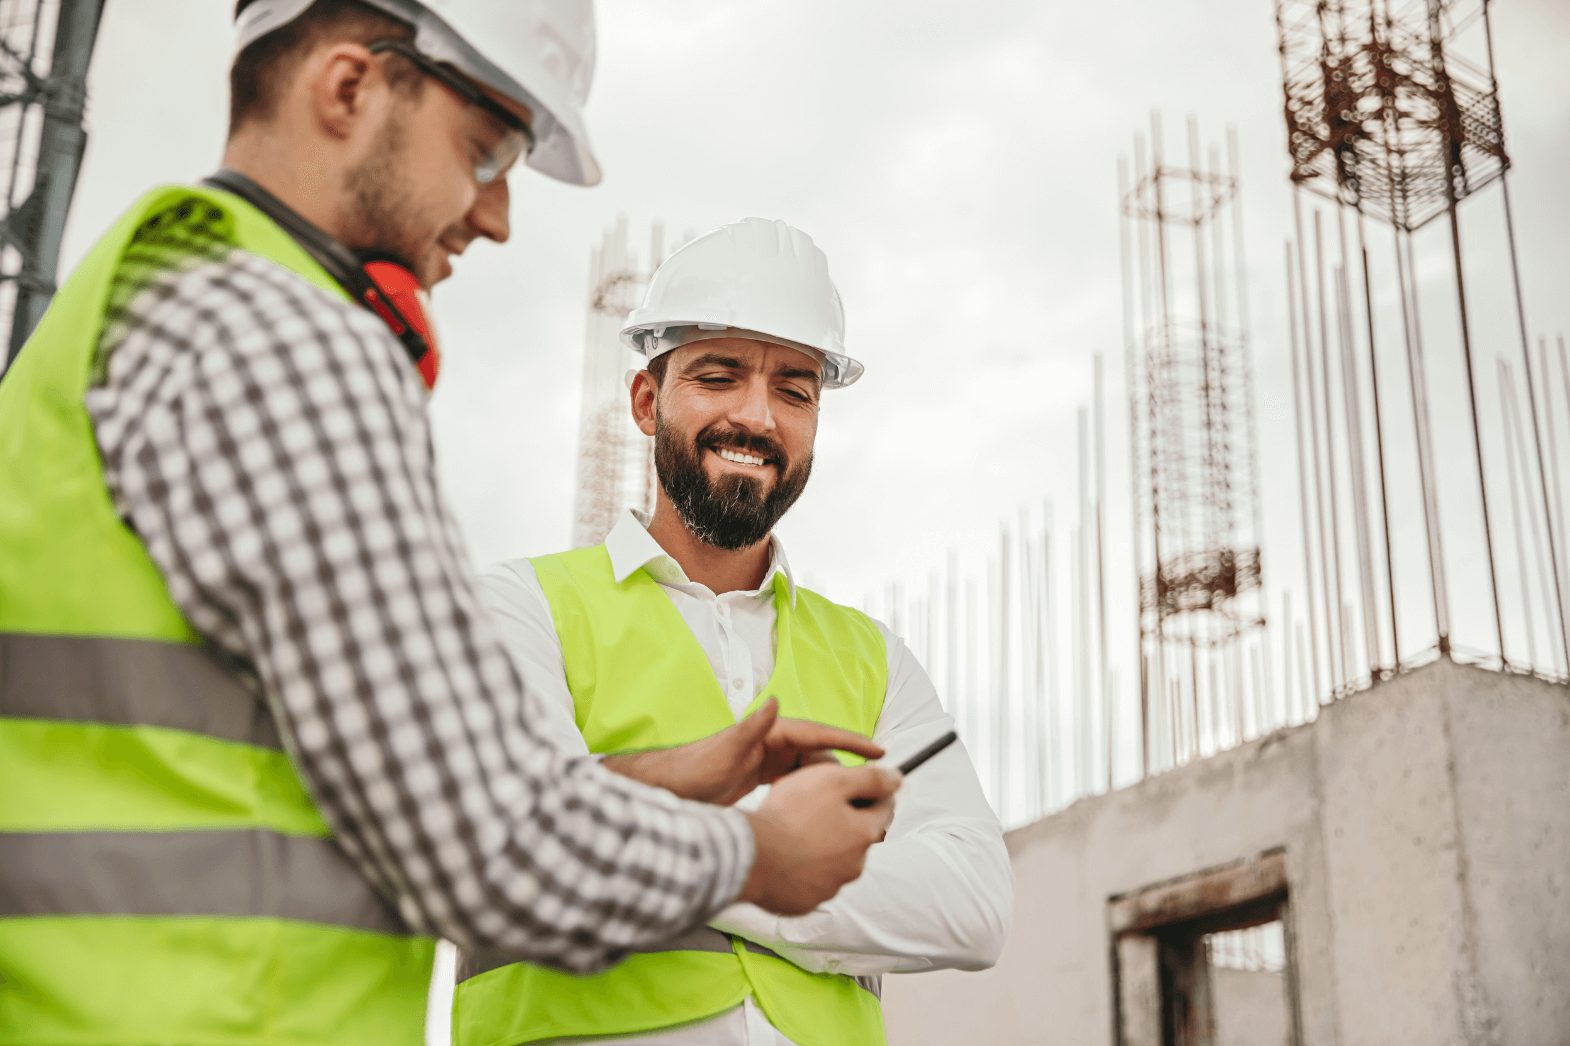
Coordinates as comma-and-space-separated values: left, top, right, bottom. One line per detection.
0, 7, 900, 1045
462, 218, 1012, 1046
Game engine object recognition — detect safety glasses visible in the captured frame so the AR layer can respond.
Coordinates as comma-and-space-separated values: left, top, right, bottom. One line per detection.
368, 39, 535, 184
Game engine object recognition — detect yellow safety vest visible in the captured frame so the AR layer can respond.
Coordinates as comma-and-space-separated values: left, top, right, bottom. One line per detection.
453, 545, 889, 1046
0, 186, 435, 1045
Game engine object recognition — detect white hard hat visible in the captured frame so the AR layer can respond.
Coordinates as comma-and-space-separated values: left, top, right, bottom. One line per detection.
621, 218, 864, 389
234, 0, 601, 186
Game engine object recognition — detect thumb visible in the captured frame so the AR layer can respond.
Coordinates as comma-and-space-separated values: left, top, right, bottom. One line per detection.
727, 697, 779, 749
841, 763, 902, 803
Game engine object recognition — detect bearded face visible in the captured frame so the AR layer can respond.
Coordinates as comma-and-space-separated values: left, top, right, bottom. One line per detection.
654, 413, 814, 551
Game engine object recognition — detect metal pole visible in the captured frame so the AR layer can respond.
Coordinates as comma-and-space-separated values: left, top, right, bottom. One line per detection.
1443, 200, 1509, 666
5, 0, 107, 365
1396, 228, 1452, 655
1357, 216, 1403, 670
945, 549, 961, 761
1296, 621, 1312, 722
1559, 337, 1570, 430
1313, 211, 1351, 689
1282, 590, 1296, 724
1044, 512, 1060, 806
994, 534, 1011, 816
1285, 242, 1326, 706
1498, 359, 1541, 668
1095, 355, 1113, 792
1480, 0, 1570, 674
1118, 158, 1152, 779
1334, 254, 1381, 678
1295, 198, 1341, 701
1145, 117, 1176, 770
1540, 337, 1570, 673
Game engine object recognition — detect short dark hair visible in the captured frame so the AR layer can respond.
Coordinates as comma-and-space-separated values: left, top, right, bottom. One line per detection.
645, 352, 671, 387
229, 0, 420, 135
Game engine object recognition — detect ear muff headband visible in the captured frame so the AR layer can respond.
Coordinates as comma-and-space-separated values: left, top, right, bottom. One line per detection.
201, 170, 438, 384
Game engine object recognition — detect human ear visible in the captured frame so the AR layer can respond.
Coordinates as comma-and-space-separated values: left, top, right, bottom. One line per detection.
629, 370, 659, 437
309, 43, 380, 140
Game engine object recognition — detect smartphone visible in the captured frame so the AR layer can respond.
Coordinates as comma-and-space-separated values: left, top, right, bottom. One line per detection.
850, 730, 958, 807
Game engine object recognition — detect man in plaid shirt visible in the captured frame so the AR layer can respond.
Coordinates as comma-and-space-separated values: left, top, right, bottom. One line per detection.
0, 2, 898, 1041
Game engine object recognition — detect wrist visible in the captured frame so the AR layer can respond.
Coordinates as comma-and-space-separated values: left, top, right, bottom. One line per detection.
738, 809, 773, 907
603, 750, 673, 792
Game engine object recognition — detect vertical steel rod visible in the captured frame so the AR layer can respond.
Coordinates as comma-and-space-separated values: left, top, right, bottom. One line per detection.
1357, 217, 1403, 671
1503, 361, 1558, 673
1443, 198, 1509, 665
994, 535, 1010, 813
1396, 228, 1452, 653
1117, 158, 1152, 779
1285, 242, 1326, 706
1296, 621, 1312, 722
1042, 518, 1060, 808
1147, 117, 1174, 750
1559, 337, 1570, 429
1334, 253, 1381, 677
1497, 358, 1540, 668
1481, 0, 1570, 673
1540, 337, 1570, 674
1076, 409, 1092, 792
1313, 210, 1351, 689
1095, 356, 1113, 792
1282, 590, 1295, 723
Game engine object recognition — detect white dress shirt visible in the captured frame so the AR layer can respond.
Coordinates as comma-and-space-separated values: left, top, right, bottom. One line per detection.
468, 511, 1013, 1045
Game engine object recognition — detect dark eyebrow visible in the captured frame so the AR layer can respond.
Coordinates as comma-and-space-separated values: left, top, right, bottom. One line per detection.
776, 366, 823, 388
679, 353, 745, 373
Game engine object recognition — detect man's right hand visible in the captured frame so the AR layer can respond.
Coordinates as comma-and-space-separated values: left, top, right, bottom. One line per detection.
739, 762, 901, 916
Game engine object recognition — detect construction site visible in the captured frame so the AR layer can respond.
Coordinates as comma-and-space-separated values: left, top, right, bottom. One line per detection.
560, 1, 1570, 1042
3, 0, 1567, 1043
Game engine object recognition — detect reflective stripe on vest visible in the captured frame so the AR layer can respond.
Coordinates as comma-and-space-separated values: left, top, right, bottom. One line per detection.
453, 544, 888, 1046
1, 829, 405, 934
0, 631, 282, 748
458, 926, 882, 1001
0, 185, 434, 1046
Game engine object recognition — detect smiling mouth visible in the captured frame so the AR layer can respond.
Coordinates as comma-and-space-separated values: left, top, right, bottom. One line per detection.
709, 446, 777, 469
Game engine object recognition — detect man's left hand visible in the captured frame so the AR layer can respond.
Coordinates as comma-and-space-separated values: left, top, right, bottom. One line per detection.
603, 698, 884, 805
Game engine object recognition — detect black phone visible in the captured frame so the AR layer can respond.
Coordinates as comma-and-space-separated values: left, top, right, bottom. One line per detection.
850, 730, 958, 807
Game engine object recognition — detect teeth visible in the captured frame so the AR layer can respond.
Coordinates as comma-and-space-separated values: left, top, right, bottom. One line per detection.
716, 448, 766, 466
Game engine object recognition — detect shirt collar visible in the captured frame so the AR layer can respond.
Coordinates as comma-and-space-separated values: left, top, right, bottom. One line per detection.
607, 509, 797, 605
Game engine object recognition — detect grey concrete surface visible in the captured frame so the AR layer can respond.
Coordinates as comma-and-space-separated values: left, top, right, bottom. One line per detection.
1211, 967, 1290, 1046
881, 660, 1570, 1045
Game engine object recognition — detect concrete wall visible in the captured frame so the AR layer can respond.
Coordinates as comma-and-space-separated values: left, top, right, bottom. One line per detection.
1211, 968, 1289, 1046
881, 661, 1570, 1045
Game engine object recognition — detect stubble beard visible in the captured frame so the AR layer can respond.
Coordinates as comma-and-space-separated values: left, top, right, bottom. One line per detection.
344, 115, 429, 280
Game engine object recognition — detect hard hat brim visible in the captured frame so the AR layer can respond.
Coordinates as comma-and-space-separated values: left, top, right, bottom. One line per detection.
622, 323, 863, 390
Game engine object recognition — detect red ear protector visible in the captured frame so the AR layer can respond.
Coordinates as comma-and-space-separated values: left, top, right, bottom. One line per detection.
202, 170, 442, 391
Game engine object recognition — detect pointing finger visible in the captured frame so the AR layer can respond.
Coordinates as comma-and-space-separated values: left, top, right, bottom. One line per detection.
775, 719, 884, 761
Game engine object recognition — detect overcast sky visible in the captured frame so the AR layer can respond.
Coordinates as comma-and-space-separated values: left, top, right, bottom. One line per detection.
63, 1, 1570, 729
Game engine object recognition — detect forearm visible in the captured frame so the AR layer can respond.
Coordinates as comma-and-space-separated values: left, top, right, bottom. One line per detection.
98, 256, 756, 972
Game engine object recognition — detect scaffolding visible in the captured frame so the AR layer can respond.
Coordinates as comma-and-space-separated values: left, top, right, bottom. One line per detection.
0, 0, 103, 367
1274, 0, 1569, 682
570, 217, 678, 547
1121, 117, 1268, 776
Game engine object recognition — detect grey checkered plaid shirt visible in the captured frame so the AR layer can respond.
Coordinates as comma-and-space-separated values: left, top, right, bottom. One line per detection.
82, 206, 753, 972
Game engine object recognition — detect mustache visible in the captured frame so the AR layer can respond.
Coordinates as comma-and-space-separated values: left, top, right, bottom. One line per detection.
698, 426, 785, 464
